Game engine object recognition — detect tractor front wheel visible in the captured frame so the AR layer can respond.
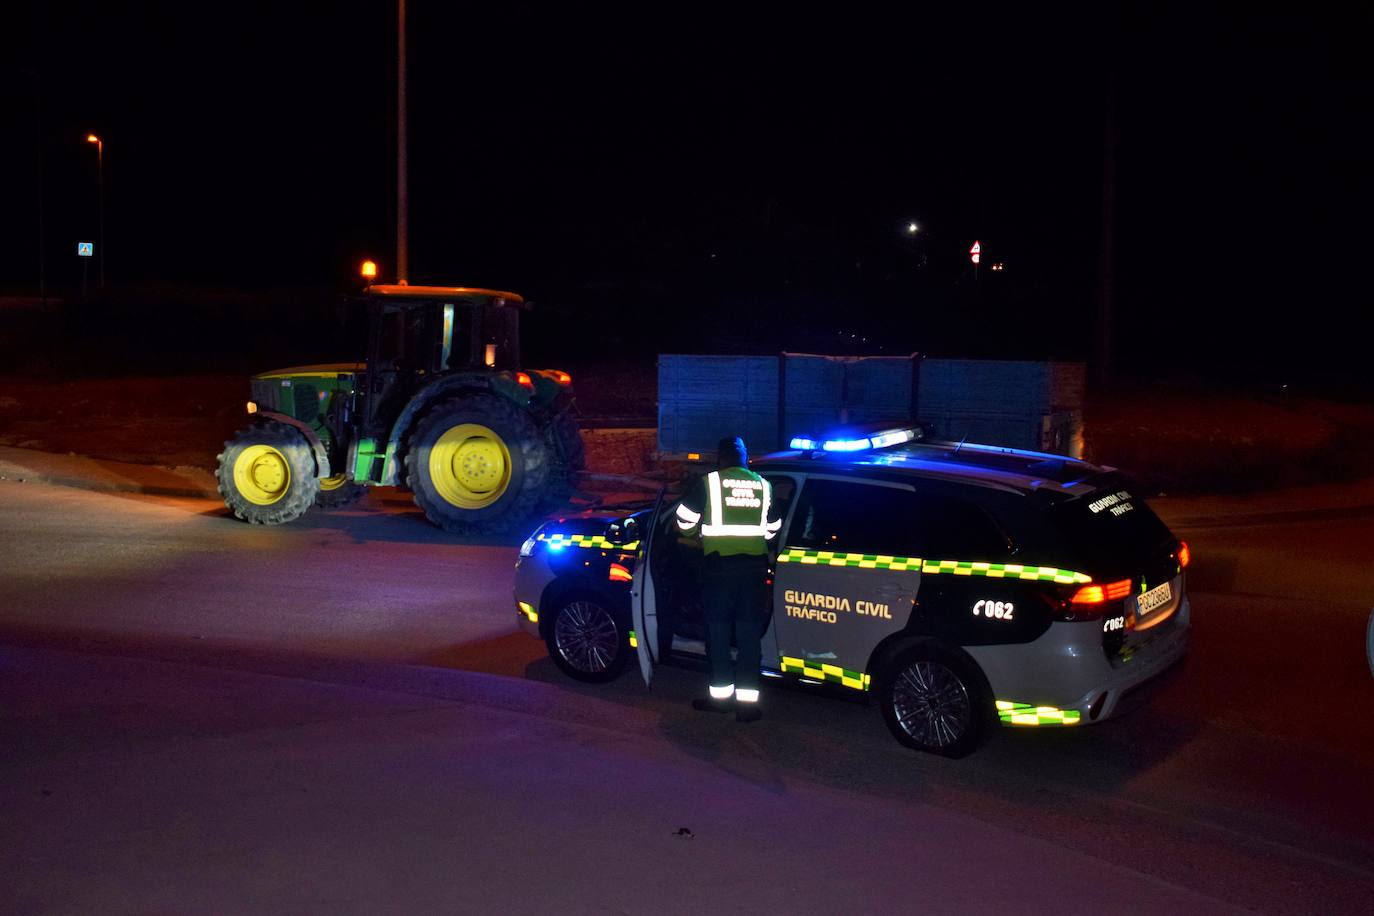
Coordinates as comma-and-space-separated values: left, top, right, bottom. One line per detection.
406, 394, 551, 534
314, 474, 367, 510
217, 421, 319, 524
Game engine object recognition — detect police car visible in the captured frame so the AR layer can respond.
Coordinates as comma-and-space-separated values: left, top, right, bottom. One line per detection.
514, 425, 1190, 757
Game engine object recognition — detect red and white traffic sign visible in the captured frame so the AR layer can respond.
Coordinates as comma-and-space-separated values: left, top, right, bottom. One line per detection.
969, 240, 981, 265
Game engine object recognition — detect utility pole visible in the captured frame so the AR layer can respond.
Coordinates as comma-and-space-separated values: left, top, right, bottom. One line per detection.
396, 0, 409, 284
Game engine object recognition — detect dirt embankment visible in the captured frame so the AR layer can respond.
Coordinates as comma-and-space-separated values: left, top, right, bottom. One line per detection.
3, 371, 1372, 493
0, 373, 658, 477
1083, 385, 1374, 494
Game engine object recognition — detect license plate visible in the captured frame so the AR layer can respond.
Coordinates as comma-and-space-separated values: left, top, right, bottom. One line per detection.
1136, 581, 1172, 616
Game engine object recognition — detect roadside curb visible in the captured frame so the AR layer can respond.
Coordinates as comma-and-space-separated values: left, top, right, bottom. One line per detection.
0, 445, 218, 500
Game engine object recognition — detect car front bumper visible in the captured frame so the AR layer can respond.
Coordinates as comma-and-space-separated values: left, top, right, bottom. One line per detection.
513, 553, 557, 639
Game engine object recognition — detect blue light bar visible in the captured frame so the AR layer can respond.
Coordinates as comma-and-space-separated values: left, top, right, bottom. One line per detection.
870, 428, 917, 449
823, 437, 872, 452
791, 426, 920, 454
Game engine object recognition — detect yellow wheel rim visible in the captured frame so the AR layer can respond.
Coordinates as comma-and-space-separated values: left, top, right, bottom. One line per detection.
233, 445, 291, 506
428, 423, 512, 509
319, 473, 349, 492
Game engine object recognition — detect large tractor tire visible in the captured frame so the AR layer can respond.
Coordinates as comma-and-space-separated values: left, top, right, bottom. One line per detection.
405, 393, 551, 534
217, 420, 320, 525
545, 405, 586, 504
314, 475, 367, 510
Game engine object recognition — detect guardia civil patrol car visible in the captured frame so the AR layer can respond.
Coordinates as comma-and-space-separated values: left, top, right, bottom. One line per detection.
514, 425, 1190, 757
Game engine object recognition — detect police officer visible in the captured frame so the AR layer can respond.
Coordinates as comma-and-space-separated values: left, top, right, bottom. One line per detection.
674, 437, 782, 722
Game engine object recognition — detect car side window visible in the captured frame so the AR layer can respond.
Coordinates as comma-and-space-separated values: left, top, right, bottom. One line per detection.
761, 474, 796, 525
904, 490, 1012, 560
786, 479, 923, 557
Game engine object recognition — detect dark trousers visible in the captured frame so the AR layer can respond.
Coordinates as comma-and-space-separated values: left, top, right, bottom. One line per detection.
700, 554, 769, 693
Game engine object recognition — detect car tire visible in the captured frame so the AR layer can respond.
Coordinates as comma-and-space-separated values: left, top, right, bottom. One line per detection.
879, 642, 992, 758
216, 420, 320, 525
544, 595, 631, 683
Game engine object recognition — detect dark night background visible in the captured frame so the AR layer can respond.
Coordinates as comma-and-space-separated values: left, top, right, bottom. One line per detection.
3, 3, 1369, 385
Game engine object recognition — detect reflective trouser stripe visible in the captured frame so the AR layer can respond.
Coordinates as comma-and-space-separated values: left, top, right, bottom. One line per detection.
709, 684, 735, 700
735, 688, 760, 703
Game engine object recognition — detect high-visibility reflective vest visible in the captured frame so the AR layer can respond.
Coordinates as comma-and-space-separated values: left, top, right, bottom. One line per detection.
675, 467, 780, 557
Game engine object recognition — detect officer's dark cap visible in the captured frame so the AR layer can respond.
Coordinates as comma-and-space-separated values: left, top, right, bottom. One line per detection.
717, 436, 748, 468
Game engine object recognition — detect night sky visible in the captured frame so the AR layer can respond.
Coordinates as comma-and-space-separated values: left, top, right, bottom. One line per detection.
4, 4, 1369, 382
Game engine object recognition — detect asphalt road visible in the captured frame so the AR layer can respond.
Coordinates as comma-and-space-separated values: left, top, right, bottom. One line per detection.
2, 480, 1373, 913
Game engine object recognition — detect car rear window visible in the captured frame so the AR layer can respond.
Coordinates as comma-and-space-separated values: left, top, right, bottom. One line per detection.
1047, 487, 1174, 574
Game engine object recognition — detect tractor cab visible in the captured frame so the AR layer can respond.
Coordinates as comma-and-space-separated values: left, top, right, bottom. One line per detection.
360, 285, 527, 436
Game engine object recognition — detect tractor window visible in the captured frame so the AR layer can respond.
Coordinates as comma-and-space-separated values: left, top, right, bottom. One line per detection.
483, 306, 521, 370
444, 306, 475, 370
376, 305, 444, 372
375, 308, 408, 368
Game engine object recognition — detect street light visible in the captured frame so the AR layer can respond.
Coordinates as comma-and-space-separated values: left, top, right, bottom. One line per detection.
86, 134, 104, 287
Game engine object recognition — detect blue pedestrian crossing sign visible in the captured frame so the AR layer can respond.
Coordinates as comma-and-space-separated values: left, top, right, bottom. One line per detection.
77, 242, 94, 258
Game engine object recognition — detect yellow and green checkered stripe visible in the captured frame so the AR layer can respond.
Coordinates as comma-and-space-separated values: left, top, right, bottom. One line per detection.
776, 549, 1088, 584
996, 700, 1082, 726
920, 559, 1090, 584
538, 533, 640, 551
777, 548, 920, 571
780, 655, 872, 691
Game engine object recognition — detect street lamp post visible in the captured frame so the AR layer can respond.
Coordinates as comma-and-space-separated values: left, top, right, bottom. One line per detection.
86, 134, 104, 288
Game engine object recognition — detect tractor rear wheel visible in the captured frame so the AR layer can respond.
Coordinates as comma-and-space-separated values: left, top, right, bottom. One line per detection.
406, 394, 551, 534
314, 474, 367, 510
545, 405, 586, 504
217, 420, 319, 525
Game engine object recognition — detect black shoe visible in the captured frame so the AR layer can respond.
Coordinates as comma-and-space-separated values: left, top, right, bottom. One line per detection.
691, 697, 734, 714
735, 704, 762, 723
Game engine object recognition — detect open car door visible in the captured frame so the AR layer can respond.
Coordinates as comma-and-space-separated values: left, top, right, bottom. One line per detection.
631, 487, 667, 688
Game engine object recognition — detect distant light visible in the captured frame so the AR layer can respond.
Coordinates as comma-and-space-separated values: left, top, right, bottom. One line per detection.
360, 260, 377, 279
246, 401, 258, 414
907, 222, 919, 234
86, 134, 99, 144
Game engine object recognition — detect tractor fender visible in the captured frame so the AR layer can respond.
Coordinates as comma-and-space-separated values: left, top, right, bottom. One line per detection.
380, 374, 522, 486
258, 411, 332, 479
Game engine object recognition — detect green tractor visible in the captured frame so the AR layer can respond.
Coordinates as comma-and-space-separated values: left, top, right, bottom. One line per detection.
216, 284, 585, 534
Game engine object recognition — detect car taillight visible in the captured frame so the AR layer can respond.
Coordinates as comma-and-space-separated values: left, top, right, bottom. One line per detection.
1057, 578, 1132, 621
1071, 579, 1132, 604
515, 372, 534, 390
1178, 541, 1190, 569
551, 370, 572, 386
